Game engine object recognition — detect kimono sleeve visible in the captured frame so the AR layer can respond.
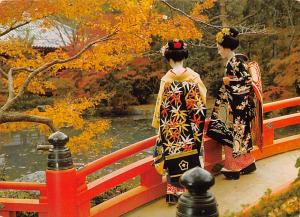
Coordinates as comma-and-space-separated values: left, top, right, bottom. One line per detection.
152, 80, 165, 129
226, 60, 252, 93
194, 74, 207, 104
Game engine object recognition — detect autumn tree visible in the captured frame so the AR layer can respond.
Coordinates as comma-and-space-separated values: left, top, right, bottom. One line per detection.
0, 0, 214, 153
271, 39, 300, 88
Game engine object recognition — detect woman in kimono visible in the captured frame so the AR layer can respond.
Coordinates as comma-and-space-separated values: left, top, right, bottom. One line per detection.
152, 39, 207, 204
206, 28, 256, 180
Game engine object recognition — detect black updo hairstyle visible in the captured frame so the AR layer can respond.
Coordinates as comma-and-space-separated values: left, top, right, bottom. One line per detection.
218, 28, 239, 50
164, 39, 188, 62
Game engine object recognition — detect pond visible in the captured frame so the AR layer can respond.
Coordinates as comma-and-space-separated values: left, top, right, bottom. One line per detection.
0, 115, 156, 180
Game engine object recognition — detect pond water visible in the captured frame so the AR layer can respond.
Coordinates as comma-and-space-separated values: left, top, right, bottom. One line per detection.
0, 113, 299, 181
0, 115, 156, 180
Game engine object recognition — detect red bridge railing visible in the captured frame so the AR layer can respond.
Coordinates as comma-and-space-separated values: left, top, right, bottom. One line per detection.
0, 97, 299, 217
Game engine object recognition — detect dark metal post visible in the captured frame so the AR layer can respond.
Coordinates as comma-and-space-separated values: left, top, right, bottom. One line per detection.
176, 166, 218, 217
47, 131, 73, 170
46, 131, 77, 217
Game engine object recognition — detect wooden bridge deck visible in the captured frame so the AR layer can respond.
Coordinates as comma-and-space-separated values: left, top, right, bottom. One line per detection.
123, 149, 300, 217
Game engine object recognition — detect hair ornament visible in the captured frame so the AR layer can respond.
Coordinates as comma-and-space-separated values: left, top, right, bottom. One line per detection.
216, 28, 231, 44
160, 43, 169, 56
172, 39, 182, 49
163, 39, 189, 61
183, 42, 187, 49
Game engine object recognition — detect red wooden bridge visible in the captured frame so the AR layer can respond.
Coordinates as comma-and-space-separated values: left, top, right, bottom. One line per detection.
0, 97, 299, 217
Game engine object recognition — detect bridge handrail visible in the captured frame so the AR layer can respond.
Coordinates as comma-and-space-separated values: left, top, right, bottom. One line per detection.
77, 97, 300, 178
77, 136, 157, 179
78, 157, 153, 204
0, 182, 46, 191
0, 199, 48, 213
263, 97, 300, 112
264, 113, 300, 129
77, 97, 300, 180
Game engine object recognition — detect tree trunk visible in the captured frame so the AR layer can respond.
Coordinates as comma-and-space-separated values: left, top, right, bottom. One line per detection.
0, 112, 56, 132
248, 42, 251, 59
220, 0, 227, 26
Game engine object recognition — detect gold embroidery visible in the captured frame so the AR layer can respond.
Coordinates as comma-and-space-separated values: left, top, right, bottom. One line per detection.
165, 149, 198, 160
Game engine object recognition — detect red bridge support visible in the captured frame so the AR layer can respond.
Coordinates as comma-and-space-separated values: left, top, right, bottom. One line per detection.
47, 169, 77, 217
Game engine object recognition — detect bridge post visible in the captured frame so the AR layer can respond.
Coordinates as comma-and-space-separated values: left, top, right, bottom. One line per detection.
176, 166, 218, 217
46, 131, 78, 217
263, 123, 274, 146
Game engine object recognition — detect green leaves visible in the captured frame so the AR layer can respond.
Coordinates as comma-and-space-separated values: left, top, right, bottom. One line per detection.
295, 157, 300, 168
295, 157, 300, 179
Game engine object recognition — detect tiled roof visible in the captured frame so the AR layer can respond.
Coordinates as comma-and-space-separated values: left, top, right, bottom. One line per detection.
0, 20, 74, 48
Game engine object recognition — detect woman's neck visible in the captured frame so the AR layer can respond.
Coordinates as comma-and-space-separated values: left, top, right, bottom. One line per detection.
169, 59, 185, 74
226, 50, 235, 61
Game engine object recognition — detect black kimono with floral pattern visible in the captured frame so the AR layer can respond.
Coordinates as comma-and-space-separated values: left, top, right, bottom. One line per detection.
207, 55, 255, 158
154, 80, 206, 184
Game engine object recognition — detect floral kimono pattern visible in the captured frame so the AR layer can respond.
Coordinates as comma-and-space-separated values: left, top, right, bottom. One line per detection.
207, 55, 255, 158
154, 78, 206, 185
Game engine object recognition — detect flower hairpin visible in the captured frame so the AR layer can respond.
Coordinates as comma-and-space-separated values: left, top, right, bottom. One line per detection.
160, 40, 187, 56
216, 28, 232, 44
183, 42, 187, 49
160, 43, 169, 56
173, 39, 181, 49
173, 39, 187, 49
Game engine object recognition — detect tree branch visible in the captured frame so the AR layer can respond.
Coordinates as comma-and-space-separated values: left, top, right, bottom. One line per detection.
20, 32, 117, 93
1, 67, 34, 110
210, 15, 228, 23
0, 67, 8, 79
0, 21, 31, 37
7, 69, 14, 100
234, 10, 262, 25
0, 112, 57, 132
160, 0, 271, 35
284, 1, 296, 53
187, 41, 216, 49
237, 25, 271, 35
160, 0, 222, 30
0, 31, 117, 112
142, 50, 161, 57
13, 67, 34, 72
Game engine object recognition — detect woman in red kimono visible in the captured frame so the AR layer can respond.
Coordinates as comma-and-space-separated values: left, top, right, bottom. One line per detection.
207, 28, 257, 180
152, 39, 207, 204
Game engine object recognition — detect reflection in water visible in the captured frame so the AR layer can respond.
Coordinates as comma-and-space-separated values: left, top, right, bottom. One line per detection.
0, 130, 48, 180
0, 116, 156, 180
0, 115, 299, 180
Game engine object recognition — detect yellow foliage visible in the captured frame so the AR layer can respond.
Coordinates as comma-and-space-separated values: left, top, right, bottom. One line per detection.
267, 196, 300, 216
190, 0, 215, 22
1, 0, 205, 72
0, 0, 57, 25
150, 15, 202, 41
68, 119, 112, 154
0, 0, 215, 153
0, 95, 110, 153
14, 72, 56, 95
0, 0, 211, 96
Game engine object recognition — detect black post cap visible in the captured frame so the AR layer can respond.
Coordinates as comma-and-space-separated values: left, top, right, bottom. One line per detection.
180, 166, 215, 194
48, 131, 69, 148
47, 131, 73, 170
177, 167, 218, 217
